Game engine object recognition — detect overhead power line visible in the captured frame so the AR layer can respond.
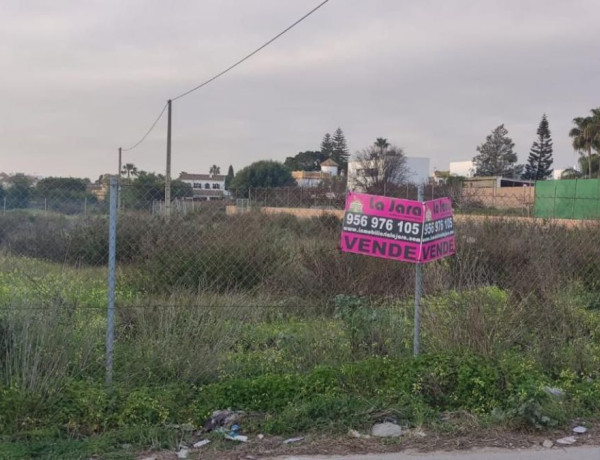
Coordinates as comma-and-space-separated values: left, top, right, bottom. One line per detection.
120, 0, 330, 152
171, 0, 330, 101
121, 102, 168, 152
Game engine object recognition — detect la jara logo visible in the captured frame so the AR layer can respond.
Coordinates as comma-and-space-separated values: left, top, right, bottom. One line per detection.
349, 199, 363, 214
368, 196, 422, 217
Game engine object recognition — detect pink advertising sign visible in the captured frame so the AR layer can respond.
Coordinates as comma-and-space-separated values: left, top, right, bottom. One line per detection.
340, 192, 455, 264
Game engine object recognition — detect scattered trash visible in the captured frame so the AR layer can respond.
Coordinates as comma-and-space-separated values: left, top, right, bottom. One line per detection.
219, 423, 248, 442
544, 387, 565, 398
573, 426, 588, 434
348, 429, 370, 439
283, 436, 305, 444
411, 429, 426, 438
225, 433, 248, 442
556, 436, 576, 445
204, 409, 245, 431
120, 443, 132, 449
371, 422, 404, 438
139, 457, 157, 460
257, 434, 265, 440
542, 439, 553, 448
244, 456, 258, 460
193, 439, 211, 448
176, 447, 189, 459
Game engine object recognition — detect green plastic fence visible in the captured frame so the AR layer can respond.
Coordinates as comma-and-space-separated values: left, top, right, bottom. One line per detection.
534, 179, 600, 219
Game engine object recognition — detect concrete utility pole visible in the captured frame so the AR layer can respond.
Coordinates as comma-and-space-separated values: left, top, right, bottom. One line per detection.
106, 176, 118, 385
118, 147, 122, 179
117, 147, 122, 210
165, 99, 172, 217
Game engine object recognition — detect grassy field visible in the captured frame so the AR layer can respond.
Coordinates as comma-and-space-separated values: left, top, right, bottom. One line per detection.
1, 209, 600, 458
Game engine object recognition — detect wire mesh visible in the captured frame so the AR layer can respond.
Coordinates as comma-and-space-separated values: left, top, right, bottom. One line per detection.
1, 176, 600, 391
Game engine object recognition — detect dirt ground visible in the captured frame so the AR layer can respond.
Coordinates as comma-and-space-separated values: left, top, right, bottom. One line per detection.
135, 420, 600, 460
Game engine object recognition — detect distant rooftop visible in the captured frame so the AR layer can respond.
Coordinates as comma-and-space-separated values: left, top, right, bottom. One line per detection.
320, 158, 339, 167
292, 171, 332, 180
179, 172, 226, 181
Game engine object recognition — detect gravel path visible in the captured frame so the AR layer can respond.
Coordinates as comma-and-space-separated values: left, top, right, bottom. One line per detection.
269, 446, 600, 460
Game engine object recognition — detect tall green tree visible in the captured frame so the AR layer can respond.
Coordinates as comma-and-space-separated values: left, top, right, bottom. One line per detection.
34, 177, 95, 214
230, 160, 296, 197
569, 108, 600, 178
224, 165, 235, 190
473, 124, 522, 178
121, 163, 138, 182
283, 151, 326, 171
122, 171, 192, 209
5, 174, 33, 209
522, 114, 553, 181
331, 127, 350, 170
320, 133, 334, 158
36, 177, 88, 196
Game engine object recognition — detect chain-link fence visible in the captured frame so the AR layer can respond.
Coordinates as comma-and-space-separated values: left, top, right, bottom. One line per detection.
248, 182, 533, 216
2, 177, 600, 423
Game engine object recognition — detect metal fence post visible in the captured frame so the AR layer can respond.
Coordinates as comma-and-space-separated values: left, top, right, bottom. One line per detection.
106, 176, 118, 385
413, 183, 424, 357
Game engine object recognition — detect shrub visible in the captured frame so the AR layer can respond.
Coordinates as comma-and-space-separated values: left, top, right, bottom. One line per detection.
422, 286, 519, 356
334, 295, 408, 358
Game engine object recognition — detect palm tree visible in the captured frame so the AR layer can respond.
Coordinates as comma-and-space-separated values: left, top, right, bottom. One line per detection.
578, 154, 600, 177
209, 165, 221, 175
561, 168, 582, 180
370, 138, 401, 196
374, 137, 390, 157
121, 163, 138, 182
569, 108, 600, 178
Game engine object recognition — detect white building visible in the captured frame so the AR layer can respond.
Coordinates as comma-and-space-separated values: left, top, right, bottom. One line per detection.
449, 161, 474, 178
291, 158, 339, 187
292, 171, 331, 187
346, 156, 430, 192
178, 172, 227, 200
320, 158, 339, 177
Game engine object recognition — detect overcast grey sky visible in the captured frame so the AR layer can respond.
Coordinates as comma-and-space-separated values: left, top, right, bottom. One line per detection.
1, 0, 598, 180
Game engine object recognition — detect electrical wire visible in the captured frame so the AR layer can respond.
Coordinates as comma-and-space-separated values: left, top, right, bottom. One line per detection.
121, 102, 168, 152
119, 1, 330, 152
171, 0, 330, 101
